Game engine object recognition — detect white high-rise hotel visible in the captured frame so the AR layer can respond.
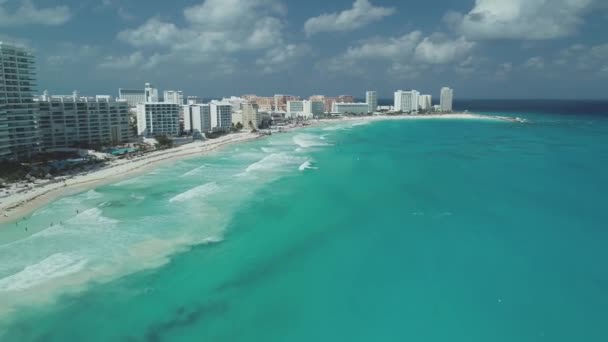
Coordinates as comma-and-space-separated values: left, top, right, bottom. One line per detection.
37, 91, 131, 149
0, 42, 40, 159
366, 91, 378, 113
440, 87, 454, 112
394, 90, 420, 113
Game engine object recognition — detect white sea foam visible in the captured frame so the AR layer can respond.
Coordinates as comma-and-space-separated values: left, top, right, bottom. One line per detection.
293, 134, 330, 148
245, 153, 306, 173
298, 160, 318, 171
0, 253, 88, 292
169, 182, 220, 203
351, 121, 371, 127
84, 190, 103, 200
179, 165, 206, 177
66, 208, 119, 226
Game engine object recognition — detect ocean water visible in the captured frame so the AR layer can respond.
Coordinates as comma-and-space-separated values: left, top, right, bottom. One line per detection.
1, 101, 607, 341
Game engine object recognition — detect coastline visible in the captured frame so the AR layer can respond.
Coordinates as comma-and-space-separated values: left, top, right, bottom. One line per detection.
0, 112, 514, 224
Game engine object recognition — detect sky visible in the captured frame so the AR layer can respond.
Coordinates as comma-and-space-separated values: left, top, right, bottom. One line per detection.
1, 0, 607, 99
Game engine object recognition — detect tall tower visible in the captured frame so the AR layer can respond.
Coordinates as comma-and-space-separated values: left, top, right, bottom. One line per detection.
145, 82, 159, 103
0, 42, 39, 160
440, 87, 453, 112
366, 91, 377, 113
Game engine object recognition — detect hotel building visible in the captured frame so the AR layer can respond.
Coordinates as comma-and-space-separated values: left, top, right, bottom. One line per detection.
210, 101, 232, 132
394, 90, 420, 113
0, 42, 40, 160
183, 104, 211, 135
36, 91, 131, 149
136, 102, 180, 137
242, 102, 261, 129
332, 102, 369, 115
163, 90, 184, 105
118, 88, 145, 107
440, 87, 454, 112
366, 91, 378, 113
419, 94, 432, 112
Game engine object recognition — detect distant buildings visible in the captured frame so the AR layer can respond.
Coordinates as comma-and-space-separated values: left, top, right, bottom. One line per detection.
0, 42, 40, 160
440, 87, 453, 112
274, 95, 299, 112
419, 94, 432, 112
36, 91, 131, 149
183, 104, 211, 136
394, 90, 420, 113
332, 102, 369, 115
366, 91, 378, 113
163, 90, 184, 105
136, 103, 180, 137
118, 89, 146, 107
187, 96, 203, 105
242, 102, 261, 129
145, 83, 159, 103
209, 101, 232, 132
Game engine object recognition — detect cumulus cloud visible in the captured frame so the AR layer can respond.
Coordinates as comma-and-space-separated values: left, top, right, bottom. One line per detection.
323, 31, 474, 77
0, 0, 71, 27
304, 0, 395, 36
445, 0, 595, 40
98, 52, 145, 70
524, 56, 545, 69
256, 44, 313, 73
116, 0, 304, 71
414, 34, 475, 64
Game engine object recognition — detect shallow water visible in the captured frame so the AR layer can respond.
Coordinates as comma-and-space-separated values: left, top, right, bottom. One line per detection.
1, 106, 607, 341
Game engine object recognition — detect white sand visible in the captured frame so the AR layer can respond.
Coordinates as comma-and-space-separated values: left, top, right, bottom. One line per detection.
0, 112, 515, 224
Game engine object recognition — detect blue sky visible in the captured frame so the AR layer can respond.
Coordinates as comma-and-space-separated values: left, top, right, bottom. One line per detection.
1, 0, 607, 99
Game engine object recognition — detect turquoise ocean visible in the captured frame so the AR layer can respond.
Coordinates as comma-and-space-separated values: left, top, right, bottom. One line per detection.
0, 101, 607, 341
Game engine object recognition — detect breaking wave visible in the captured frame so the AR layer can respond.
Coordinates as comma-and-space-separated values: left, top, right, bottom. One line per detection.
169, 182, 220, 203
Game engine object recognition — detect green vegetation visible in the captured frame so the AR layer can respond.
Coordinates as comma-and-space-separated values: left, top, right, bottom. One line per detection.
154, 134, 174, 149
0, 161, 31, 183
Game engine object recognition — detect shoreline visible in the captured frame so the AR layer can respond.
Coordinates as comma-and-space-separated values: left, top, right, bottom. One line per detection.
0, 112, 514, 224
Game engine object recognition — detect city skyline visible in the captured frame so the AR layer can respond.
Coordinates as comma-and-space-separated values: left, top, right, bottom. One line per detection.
1, 0, 607, 99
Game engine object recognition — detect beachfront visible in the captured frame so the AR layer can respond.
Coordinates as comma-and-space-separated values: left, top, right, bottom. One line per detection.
0, 113, 516, 224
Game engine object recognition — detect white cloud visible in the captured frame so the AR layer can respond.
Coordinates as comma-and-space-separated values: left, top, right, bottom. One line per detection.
256, 44, 312, 73
0, 0, 71, 27
414, 34, 475, 64
98, 52, 144, 70
118, 18, 181, 48
342, 31, 422, 60
323, 31, 474, 78
554, 43, 608, 72
47, 44, 101, 66
304, 0, 395, 36
445, 0, 595, 40
495, 62, 513, 80
116, 0, 300, 71
524, 56, 545, 69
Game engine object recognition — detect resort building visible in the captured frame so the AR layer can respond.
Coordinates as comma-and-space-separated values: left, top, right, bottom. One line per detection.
0, 42, 40, 160
145, 83, 159, 103
36, 91, 131, 149
242, 102, 261, 129
186, 96, 203, 105
118, 88, 145, 107
136, 102, 180, 137
366, 91, 378, 113
440, 87, 454, 112
274, 95, 299, 112
332, 102, 369, 115
419, 94, 432, 112
305, 100, 325, 117
163, 90, 184, 105
209, 101, 232, 132
394, 90, 420, 113
287, 100, 304, 117
183, 104, 211, 135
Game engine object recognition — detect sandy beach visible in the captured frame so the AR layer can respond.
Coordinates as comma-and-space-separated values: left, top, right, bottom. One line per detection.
0, 113, 516, 224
